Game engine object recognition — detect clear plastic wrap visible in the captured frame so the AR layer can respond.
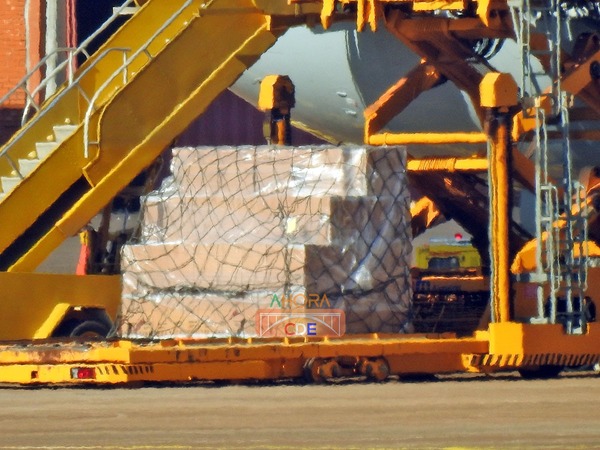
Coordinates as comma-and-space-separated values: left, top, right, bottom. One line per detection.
118, 145, 413, 338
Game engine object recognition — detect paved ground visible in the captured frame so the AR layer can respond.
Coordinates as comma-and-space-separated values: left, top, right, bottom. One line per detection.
0, 372, 599, 449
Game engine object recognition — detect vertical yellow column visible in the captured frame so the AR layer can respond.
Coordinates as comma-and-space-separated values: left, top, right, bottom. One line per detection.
480, 73, 518, 322
258, 75, 295, 145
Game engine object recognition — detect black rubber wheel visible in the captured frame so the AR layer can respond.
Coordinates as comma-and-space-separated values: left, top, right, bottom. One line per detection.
518, 365, 563, 380
69, 320, 111, 340
364, 358, 390, 382
303, 358, 325, 384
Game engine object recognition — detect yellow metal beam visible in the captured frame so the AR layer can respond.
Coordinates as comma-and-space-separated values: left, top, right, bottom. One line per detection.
0, 272, 120, 340
294, 0, 512, 31
481, 72, 518, 323
487, 117, 510, 323
368, 132, 487, 145
412, 0, 466, 11
407, 157, 488, 172
33, 303, 73, 340
0, 334, 490, 385
410, 195, 443, 237
364, 61, 443, 140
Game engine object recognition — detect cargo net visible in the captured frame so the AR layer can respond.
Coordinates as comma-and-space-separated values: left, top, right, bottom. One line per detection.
117, 145, 413, 339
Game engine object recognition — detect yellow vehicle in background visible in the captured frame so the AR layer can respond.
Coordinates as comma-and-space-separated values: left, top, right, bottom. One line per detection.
414, 238, 482, 275
412, 239, 489, 336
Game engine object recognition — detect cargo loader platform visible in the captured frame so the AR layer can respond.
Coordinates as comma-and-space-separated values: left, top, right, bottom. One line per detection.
1, 322, 599, 386
2, 0, 600, 387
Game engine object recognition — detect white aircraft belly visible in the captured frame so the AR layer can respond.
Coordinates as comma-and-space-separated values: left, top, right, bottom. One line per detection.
232, 23, 481, 151
232, 21, 600, 175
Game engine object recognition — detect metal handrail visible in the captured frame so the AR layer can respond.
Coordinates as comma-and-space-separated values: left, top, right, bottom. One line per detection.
0, 0, 142, 181
0, 47, 132, 178
0, 48, 74, 110
21, 48, 78, 125
83, 0, 194, 158
0, 0, 192, 185
0, 0, 138, 119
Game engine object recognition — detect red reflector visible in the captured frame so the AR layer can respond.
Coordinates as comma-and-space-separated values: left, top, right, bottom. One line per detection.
71, 367, 96, 380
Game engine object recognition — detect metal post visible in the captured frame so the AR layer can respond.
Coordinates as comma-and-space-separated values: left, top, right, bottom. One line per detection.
258, 75, 295, 145
480, 73, 519, 322
488, 111, 511, 322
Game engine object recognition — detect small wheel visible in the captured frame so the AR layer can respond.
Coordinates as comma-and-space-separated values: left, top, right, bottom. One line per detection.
519, 365, 563, 380
364, 358, 390, 382
69, 320, 111, 340
303, 358, 325, 384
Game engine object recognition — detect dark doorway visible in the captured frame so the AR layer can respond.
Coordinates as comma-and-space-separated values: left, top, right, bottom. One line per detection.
76, 0, 128, 61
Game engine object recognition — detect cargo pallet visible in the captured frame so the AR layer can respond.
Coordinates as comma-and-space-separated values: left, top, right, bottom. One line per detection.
1, 0, 600, 385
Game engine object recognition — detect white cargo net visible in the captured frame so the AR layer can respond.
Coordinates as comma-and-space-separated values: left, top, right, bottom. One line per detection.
117, 145, 413, 339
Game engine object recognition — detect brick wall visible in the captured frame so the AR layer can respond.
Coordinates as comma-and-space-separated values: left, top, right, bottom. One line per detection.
0, 0, 43, 144
0, 0, 43, 105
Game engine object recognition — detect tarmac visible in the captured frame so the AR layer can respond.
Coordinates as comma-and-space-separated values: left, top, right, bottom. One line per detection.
0, 372, 599, 448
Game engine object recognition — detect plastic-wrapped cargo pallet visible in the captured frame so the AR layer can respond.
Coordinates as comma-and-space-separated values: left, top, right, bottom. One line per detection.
118, 145, 413, 338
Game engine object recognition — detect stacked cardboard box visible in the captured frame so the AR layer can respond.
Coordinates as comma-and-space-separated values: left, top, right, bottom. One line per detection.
119, 145, 413, 338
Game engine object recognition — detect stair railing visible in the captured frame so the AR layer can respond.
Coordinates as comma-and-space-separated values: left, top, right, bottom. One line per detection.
0, 47, 131, 179
83, 0, 194, 159
0, 0, 139, 122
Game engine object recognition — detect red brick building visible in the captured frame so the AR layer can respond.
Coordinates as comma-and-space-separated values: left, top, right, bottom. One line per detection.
0, 0, 42, 143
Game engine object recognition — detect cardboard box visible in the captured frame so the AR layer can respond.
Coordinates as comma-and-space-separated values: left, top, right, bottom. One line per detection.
118, 145, 413, 338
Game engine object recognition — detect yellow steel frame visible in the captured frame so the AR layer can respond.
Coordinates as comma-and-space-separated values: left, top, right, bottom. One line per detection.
512, 195, 600, 274
1, 322, 600, 385
0, 272, 120, 340
0, 334, 488, 385
354, 0, 600, 383
0, 67, 596, 386
410, 196, 443, 237
513, 34, 600, 140
1, 0, 600, 385
407, 157, 488, 172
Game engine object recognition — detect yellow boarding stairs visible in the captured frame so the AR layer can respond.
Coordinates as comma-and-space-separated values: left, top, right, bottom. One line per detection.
0, 0, 303, 273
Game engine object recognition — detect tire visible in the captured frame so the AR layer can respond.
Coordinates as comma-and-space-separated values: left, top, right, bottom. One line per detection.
69, 320, 111, 340
518, 365, 563, 380
303, 358, 325, 384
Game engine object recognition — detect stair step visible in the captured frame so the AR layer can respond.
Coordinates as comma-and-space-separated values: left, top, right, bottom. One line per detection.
0, 159, 41, 198
35, 142, 58, 159
53, 124, 77, 143
1, 176, 22, 193
18, 158, 41, 177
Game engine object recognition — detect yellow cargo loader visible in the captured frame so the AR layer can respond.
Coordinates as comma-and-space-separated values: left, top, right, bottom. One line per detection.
0, 0, 599, 385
